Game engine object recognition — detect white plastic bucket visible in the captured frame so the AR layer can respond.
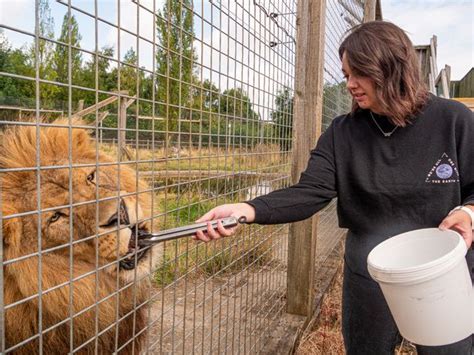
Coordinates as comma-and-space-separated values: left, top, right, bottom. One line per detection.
367, 228, 473, 346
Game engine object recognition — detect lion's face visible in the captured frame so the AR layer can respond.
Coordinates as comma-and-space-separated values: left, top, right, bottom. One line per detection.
1, 121, 157, 279
29, 166, 149, 268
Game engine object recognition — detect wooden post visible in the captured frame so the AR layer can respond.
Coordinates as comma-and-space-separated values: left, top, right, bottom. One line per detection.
287, 0, 326, 317
363, 0, 376, 22
119, 98, 127, 160
118, 97, 135, 160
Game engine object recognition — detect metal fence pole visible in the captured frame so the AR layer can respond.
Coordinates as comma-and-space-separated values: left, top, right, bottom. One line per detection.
287, 0, 327, 317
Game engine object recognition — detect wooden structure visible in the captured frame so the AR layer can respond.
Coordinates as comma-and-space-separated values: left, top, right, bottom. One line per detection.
415, 36, 451, 98
287, 0, 327, 318
450, 67, 474, 98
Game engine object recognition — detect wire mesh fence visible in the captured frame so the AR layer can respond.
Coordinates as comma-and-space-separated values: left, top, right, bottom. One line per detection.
316, 0, 363, 274
0, 0, 360, 353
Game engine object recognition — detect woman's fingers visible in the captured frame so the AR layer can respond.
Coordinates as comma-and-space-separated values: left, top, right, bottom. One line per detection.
193, 203, 253, 242
195, 229, 210, 242
193, 220, 238, 242
439, 211, 473, 248
206, 222, 222, 239
195, 209, 216, 223
216, 220, 236, 237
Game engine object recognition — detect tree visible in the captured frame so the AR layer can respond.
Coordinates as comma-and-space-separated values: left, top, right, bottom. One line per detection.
199, 79, 220, 112
219, 88, 259, 120
156, 0, 196, 140
0, 32, 35, 110
119, 48, 142, 95
30, 0, 57, 104
322, 82, 351, 131
271, 86, 294, 151
82, 45, 115, 95
53, 14, 83, 105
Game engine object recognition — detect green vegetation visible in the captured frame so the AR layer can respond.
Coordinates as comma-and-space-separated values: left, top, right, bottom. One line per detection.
0, 0, 291, 148
271, 86, 294, 151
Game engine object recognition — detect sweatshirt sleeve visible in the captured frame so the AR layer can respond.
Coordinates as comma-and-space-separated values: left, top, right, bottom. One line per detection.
457, 103, 474, 206
246, 123, 337, 224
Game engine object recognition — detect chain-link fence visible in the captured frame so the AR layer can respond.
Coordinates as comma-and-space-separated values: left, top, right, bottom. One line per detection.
0, 0, 362, 353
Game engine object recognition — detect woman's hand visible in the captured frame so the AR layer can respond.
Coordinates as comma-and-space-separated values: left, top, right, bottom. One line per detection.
439, 206, 473, 248
192, 203, 256, 242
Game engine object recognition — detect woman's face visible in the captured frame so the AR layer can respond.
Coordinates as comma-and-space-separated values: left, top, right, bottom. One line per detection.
342, 51, 382, 113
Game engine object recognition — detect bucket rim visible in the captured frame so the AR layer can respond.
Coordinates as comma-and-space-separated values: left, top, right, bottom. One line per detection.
367, 228, 467, 284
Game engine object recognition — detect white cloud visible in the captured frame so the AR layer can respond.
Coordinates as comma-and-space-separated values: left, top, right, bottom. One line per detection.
0, 0, 34, 33
383, 0, 473, 81
198, 1, 296, 120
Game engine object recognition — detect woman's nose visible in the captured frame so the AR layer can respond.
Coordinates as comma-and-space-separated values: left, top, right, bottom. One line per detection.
346, 76, 358, 90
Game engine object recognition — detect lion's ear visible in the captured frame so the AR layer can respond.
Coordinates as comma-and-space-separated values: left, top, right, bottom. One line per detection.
71, 126, 92, 151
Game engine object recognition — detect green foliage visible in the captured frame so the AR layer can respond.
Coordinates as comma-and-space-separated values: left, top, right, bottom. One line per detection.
0, 0, 284, 150
199, 79, 220, 112
53, 14, 83, 105
0, 35, 35, 107
34, 0, 58, 102
81, 45, 116, 94
154, 253, 182, 286
156, 0, 196, 134
271, 86, 294, 151
322, 82, 351, 131
219, 88, 259, 120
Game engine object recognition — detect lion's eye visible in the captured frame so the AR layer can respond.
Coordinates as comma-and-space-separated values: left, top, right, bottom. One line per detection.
87, 171, 95, 184
50, 212, 62, 223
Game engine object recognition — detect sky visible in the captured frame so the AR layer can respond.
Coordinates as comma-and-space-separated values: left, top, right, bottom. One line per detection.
382, 0, 473, 81
0, 0, 474, 92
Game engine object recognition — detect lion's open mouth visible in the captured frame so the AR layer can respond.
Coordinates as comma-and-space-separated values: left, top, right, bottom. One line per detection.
119, 227, 154, 270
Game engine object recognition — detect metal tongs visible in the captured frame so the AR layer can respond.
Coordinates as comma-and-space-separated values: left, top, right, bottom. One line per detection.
139, 216, 248, 246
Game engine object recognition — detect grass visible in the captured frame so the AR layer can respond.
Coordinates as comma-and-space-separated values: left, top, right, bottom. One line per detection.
100, 142, 288, 173
150, 191, 278, 287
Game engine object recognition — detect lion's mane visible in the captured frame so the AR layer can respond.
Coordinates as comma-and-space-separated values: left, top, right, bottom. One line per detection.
1, 120, 154, 354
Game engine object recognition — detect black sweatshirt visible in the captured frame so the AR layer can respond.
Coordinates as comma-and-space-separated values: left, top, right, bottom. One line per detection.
247, 95, 474, 277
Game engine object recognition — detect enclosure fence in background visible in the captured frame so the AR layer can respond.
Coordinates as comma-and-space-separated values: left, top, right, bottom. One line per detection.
0, 0, 360, 353
317, 0, 363, 270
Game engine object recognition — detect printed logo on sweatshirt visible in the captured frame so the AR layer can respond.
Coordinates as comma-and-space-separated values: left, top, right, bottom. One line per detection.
425, 153, 459, 184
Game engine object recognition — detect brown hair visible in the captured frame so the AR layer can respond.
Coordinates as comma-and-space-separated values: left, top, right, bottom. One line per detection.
339, 21, 428, 126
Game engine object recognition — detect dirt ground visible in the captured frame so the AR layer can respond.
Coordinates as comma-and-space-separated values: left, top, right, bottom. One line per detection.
144, 233, 289, 354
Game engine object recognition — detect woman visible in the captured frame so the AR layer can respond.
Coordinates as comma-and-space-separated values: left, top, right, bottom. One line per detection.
194, 21, 474, 354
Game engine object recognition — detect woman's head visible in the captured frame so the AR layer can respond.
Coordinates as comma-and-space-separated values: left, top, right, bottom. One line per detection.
339, 21, 428, 126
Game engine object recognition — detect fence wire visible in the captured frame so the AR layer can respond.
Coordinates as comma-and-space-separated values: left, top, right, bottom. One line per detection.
1, 0, 296, 353
315, 0, 363, 274
0, 0, 361, 353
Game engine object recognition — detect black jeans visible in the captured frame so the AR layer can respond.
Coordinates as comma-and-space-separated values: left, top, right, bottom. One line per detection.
342, 261, 473, 355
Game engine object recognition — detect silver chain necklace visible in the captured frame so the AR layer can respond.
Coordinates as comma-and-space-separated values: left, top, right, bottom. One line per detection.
370, 111, 398, 137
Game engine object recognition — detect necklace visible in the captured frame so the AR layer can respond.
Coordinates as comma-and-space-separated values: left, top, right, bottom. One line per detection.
369, 111, 398, 137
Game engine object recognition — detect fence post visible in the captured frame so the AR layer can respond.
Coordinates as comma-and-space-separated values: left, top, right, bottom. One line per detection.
119, 98, 127, 160
363, 0, 377, 22
287, 0, 326, 316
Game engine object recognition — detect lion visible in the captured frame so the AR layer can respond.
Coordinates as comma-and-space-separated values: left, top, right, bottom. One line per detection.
1, 120, 161, 354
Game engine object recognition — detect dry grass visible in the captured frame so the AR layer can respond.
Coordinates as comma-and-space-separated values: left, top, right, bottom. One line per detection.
296, 266, 345, 355
296, 265, 418, 355
100, 142, 286, 172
